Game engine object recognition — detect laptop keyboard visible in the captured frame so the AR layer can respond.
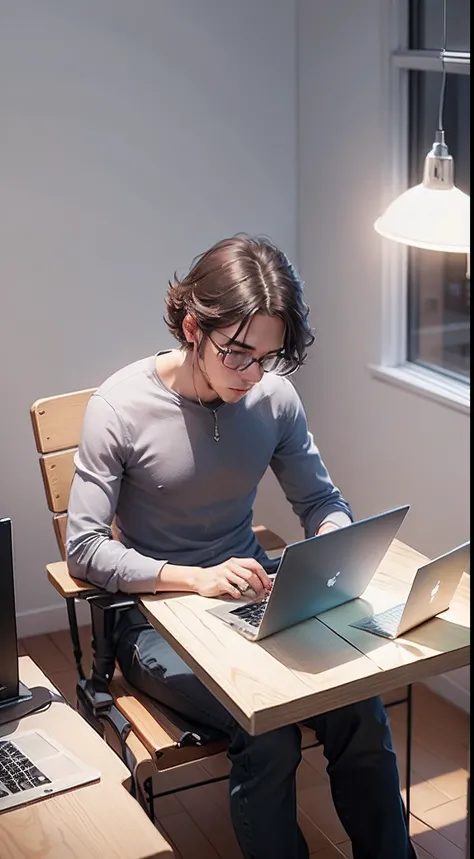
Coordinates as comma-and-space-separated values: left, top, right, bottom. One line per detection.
354, 603, 406, 637
229, 598, 269, 628
0, 740, 51, 796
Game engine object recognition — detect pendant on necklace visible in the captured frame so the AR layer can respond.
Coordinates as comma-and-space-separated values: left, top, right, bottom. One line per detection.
213, 411, 220, 442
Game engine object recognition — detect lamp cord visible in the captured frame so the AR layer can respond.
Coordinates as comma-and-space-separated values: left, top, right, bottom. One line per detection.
437, 0, 448, 132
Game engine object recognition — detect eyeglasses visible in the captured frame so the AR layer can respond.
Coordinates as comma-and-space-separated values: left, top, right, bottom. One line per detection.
208, 335, 297, 376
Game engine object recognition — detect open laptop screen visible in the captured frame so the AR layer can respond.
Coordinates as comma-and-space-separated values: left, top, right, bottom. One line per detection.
0, 518, 19, 703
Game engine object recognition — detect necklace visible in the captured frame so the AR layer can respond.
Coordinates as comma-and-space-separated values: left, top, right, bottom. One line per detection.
192, 359, 223, 442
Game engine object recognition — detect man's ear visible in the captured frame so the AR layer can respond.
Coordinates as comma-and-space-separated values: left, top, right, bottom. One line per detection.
182, 313, 198, 345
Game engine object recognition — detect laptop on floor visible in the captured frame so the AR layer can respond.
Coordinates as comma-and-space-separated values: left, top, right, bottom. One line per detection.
207, 505, 409, 641
349, 541, 470, 640
0, 518, 100, 812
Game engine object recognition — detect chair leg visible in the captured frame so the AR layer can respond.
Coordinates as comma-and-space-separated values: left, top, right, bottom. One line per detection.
101, 705, 139, 800
76, 681, 105, 736
405, 684, 413, 831
76, 678, 140, 803
88, 601, 117, 693
143, 776, 156, 824
66, 597, 86, 682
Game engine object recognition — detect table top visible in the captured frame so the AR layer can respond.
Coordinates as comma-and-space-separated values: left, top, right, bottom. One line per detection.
0, 657, 175, 859
140, 539, 470, 735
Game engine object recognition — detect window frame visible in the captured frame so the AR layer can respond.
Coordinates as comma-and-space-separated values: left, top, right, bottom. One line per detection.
373, 0, 470, 415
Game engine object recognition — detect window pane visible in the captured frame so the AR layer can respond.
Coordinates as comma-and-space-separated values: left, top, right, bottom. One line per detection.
407, 71, 470, 381
410, 0, 470, 52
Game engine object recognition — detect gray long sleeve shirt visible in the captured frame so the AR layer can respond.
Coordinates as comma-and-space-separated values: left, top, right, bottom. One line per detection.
66, 354, 352, 593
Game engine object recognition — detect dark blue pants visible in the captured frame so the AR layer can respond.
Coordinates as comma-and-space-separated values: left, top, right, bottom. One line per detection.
116, 616, 417, 859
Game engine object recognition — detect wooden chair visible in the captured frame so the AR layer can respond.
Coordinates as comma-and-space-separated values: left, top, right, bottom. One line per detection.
30, 387, 414, 825
29, 387, 288, 813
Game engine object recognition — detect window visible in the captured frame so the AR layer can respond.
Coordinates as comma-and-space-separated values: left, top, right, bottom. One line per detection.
385, 0, 470, 392
407, 0, 470, 382
407, 70, 470, 380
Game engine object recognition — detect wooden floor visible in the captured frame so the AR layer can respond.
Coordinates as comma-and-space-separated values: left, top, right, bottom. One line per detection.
19, 628, 469, 859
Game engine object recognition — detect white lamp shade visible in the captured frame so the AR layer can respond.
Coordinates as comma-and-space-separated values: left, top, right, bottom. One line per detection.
374, 183, 470, 253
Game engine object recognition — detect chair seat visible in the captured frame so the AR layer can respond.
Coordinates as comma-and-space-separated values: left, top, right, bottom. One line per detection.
111, 669, 228, 769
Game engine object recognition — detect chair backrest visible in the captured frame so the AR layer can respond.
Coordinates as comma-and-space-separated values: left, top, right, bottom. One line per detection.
31, 389, 96, 558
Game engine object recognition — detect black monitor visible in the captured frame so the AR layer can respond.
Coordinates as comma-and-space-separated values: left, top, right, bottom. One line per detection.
0, 518, 32, 708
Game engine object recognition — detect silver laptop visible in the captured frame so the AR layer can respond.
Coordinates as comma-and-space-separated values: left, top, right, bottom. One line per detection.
0, 729, 100, 812
207, 505, 409, 641
350, 541, 470, 640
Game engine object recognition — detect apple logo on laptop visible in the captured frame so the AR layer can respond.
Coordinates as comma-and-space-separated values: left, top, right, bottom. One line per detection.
430, 581, 441, 602
327, 572, 341, 588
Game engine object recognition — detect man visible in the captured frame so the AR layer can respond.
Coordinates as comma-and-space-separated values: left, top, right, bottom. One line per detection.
67, 235, 416, 859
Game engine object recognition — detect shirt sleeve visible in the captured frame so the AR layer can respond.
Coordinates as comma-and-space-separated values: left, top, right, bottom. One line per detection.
66, 393, 166, 593
270, 381, 353, 536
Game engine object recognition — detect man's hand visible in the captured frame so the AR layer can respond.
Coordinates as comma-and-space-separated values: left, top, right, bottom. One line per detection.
194, 558, 273, 599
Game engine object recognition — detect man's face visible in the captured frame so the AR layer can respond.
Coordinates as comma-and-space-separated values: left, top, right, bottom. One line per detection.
197, 313, 286, 403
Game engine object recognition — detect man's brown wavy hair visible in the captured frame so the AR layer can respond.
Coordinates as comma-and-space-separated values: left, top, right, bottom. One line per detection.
164, 235, 314, 374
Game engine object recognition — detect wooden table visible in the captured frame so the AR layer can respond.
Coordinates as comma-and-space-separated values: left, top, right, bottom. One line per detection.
140, 539, 470, 735
0, 657, 175, 859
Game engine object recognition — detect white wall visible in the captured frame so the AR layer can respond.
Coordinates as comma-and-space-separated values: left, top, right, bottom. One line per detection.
297, 0, 470, 711
0, 0, 297, 635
